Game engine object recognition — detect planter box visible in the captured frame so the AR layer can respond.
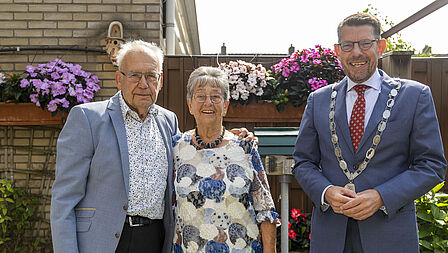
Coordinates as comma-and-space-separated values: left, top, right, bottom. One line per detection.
224, 102, 305, 123
0, 102, 66, 125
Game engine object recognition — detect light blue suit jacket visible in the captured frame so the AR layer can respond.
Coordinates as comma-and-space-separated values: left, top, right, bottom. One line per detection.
50, 92, 179, 253
293, 70, 446, 253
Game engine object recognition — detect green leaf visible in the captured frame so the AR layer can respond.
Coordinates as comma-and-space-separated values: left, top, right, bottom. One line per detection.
431, 205, 447, 220
417, 211, 433, 222
5, 198, 13, 203
420, 239, 433, 250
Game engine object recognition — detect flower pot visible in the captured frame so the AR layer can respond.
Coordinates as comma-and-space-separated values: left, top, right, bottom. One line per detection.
0, 102, 66, 125
224, 102, 305, 123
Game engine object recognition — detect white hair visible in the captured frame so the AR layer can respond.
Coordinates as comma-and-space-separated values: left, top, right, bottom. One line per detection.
115, 40, 164, 71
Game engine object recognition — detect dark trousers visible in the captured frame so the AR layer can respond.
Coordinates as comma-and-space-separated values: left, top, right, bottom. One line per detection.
343, 218, 364, 253
115, 219, 164, 253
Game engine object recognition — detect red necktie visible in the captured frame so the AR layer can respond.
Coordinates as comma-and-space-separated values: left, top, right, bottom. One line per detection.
350, 85, 370, 153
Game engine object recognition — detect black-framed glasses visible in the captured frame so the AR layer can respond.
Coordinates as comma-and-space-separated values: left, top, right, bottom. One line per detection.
120, 71, 161, 83
193, 93, 223, 104
338, 39, 378, 52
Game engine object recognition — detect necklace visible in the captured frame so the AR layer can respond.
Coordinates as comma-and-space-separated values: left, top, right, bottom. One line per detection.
329, 79, 401, 192
195, 127, 225, 149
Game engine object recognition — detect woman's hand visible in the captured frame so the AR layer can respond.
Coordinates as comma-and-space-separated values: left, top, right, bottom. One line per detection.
260, 221, 277, 253
229, 127, 259, 145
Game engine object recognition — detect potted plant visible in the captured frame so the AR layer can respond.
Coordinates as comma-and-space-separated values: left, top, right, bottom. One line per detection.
265, 45, 345, 112
0, 59, 100, 125
277, 208, 311, 252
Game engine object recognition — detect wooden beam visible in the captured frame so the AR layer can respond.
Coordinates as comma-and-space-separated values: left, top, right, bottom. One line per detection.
381, 0, 448, 39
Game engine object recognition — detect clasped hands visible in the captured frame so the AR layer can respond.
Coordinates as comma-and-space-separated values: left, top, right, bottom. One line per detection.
324, 186, 384, 220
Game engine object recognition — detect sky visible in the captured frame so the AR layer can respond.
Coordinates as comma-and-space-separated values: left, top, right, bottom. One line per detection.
195, 0, 448, 55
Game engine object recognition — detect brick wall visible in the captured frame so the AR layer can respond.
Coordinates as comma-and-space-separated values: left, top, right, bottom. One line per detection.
0, 1, 163, 250
0, 0, 163, 101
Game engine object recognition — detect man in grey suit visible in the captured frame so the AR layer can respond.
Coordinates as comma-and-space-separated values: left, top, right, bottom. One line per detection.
50, 40, 177, 252
293, 13, 446, 253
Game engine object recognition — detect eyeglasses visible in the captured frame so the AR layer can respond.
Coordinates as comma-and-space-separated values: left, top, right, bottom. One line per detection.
338, 39, 378, 52
193, 93, 223, 104
120, 71, 161, 83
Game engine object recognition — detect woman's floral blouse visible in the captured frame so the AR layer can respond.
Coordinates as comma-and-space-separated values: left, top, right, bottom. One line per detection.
172, 131, 279, 253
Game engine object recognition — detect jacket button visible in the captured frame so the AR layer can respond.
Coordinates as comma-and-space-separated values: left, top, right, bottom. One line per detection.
115, 233, 120, 238
123, 205, 127, 211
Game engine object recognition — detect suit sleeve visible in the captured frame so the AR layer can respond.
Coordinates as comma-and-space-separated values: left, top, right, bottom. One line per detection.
375, 85, 447, 218
50, 106, 95, 253
292, 92, 333, 207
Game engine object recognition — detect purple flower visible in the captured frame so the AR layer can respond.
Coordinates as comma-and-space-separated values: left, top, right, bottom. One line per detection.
83, 89, 94, 100
20, 79, 30, 88
30, 94, 39, 103
313, 59, 322, 65
60, 98, 70, 108
51, 72, 61, 80
47, 103, 58, 112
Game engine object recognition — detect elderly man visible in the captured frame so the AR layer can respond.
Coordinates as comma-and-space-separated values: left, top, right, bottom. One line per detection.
293, 13, 446, 253
50, 40, 251, 253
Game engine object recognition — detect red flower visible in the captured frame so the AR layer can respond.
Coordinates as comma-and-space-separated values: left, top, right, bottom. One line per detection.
289, 229, 297, 239
288, 222, 291, 228
291, 208, 301, 220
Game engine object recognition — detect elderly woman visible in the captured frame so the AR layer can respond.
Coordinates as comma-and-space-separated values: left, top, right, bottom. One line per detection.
172, 66, 279, 253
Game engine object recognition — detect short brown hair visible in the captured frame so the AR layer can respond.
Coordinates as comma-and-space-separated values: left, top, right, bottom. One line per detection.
337, 13, 381, 42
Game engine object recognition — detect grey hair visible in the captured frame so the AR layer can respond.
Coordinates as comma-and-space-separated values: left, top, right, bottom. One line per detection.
186, 66, 229, 101
116, 40, 164, 71
337, 13, 382, 42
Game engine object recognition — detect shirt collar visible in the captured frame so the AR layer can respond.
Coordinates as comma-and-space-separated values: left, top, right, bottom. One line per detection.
347, 68, 381, 93
118, 91, 156, 121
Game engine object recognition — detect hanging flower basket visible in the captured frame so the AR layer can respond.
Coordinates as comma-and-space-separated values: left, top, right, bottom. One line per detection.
0, 102, 66, 125
224, 102, 305, 123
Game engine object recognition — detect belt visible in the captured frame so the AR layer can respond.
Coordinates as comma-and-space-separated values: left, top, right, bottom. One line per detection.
125, 215, 160, 227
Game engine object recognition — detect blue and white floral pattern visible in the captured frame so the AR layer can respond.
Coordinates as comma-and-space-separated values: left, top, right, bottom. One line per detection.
173, 131, 279, 252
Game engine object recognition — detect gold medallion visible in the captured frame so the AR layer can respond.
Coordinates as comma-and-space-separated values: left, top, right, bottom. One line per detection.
344, 183, 355, 192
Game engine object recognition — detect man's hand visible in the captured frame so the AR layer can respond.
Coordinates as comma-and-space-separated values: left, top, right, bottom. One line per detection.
325, 186, 357, 214
341, 189, 384, 220
229, 127, 258, 145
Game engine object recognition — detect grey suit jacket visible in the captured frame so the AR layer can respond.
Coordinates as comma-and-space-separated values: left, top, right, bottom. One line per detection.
293, 70, 446, 253
50, 92, 178, 253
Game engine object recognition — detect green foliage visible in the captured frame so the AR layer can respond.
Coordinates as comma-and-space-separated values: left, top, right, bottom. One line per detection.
0, 179, 44, 252
0, 72, 32, 103
363, 4, 414, 53
415, 183, 448, 252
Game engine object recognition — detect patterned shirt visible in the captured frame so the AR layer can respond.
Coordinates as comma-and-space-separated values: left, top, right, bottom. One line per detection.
119, 92, 168, 219
172, 131, 279, 252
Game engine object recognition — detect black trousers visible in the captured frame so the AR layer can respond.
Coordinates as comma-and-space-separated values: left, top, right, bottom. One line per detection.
343, 218, 364, 253
115, 219, 164, 253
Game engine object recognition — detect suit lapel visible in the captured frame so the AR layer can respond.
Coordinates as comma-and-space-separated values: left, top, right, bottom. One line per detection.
108, 93, 131, 195
357, 70, 395, 152
334, 78, 354, 156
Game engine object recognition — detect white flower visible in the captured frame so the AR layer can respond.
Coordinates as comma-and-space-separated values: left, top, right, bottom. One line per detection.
0, 73, 5, 84
231, 90, 239, 100
199, 224, 218, 241
229, 75, 239, 84
260, 79, 267, 87
240, 90, 249, 100
234, 238, 246, 249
